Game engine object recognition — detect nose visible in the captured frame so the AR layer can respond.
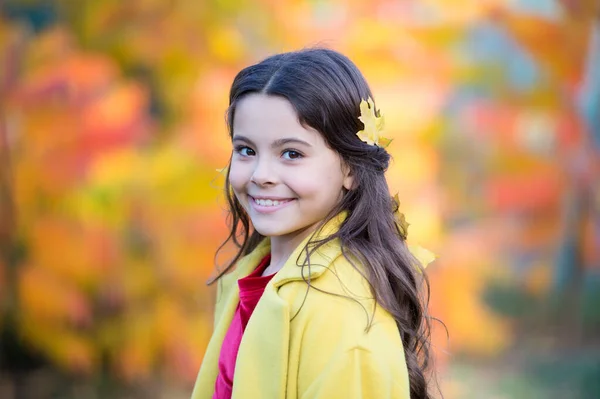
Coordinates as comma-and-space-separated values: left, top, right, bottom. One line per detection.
250, 157, 277, 186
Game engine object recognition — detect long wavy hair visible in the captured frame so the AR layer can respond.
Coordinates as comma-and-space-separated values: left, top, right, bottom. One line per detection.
210, 48, 435, 399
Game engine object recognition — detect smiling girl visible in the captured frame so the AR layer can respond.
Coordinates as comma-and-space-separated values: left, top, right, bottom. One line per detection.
192, 48, 436, 399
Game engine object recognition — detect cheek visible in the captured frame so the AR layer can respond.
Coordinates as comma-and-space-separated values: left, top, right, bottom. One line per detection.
228, 164, 250, 192
290, 169, 344, 200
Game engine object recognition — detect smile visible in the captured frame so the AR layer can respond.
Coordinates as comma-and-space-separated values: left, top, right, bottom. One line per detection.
249, 196, 295, 213
253, 198, 292, 207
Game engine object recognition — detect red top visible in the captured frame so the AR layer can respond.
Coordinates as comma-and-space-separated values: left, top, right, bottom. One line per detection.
213, 255, 275, 399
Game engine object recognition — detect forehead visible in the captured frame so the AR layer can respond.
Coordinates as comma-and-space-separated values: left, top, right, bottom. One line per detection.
233, 94, 320, 144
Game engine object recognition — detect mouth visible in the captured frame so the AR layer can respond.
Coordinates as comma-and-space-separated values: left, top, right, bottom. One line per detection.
248, 195, 296, 213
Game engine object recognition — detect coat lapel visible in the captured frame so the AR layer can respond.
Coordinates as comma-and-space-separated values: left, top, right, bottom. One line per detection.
232, 285, 290, 398
192, 240, 270, 398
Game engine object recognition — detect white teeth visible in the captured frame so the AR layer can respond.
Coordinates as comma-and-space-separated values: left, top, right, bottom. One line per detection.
254, 198, 288, 207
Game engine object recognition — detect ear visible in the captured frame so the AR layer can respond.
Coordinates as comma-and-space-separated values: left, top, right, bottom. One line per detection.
341, 161, 354, 191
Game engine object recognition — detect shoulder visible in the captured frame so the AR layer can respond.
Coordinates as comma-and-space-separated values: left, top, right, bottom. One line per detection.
308, 248, 373, 300
281, 252, 401, 348
283, 254, 409, 396
278, 248, 371, 304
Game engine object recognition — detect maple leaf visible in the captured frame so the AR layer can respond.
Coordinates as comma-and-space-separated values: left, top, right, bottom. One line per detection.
356, 97, 391, 148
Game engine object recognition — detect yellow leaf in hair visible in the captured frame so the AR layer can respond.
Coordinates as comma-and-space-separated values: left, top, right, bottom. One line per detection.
408, 244, 436, 269
395, 211, 410, 239
356, 97, 390, 148
391, 193, 409, 239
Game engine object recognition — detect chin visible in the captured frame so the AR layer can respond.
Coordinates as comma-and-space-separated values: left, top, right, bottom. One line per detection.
253, 225, 292, 237
251, 219, 302, 237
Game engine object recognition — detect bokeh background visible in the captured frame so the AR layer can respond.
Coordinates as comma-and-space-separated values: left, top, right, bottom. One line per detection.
1, 0, 599, 398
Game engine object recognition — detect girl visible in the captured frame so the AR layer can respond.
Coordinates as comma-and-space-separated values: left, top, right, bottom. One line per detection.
192, 48, 435, 399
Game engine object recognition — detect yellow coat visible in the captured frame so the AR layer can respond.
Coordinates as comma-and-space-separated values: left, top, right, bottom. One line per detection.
192, 216, 410, 398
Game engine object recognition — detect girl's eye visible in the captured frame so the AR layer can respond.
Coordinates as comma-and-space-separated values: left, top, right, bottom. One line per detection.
235, 146, 256, 157
282, 149, 303, 160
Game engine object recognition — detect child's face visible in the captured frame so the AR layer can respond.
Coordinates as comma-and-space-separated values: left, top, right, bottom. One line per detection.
229, 93, 353, 242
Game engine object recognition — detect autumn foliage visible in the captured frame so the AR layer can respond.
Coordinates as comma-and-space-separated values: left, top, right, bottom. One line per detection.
1, 1, 599, 396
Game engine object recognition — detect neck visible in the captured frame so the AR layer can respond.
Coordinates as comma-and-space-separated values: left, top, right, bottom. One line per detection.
266, 222, 321, 275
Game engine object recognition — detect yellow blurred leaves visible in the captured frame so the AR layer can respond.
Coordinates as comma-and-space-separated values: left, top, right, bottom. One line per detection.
21, 322, 97, 374
434, 265, 510, 356
18, 266, 96, 374
19, 265, 91, 325
420, 0, 505, 24
69, 143, 217, 229
206, 25, 246, 64
29, 223, 92, 285
430, 228, 512, 357
3, 25, 218, 384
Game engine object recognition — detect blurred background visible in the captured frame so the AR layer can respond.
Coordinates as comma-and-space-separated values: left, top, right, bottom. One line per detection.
1, 0, 599, 398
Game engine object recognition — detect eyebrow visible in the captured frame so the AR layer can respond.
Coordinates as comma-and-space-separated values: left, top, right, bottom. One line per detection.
232, 135, 313, 148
